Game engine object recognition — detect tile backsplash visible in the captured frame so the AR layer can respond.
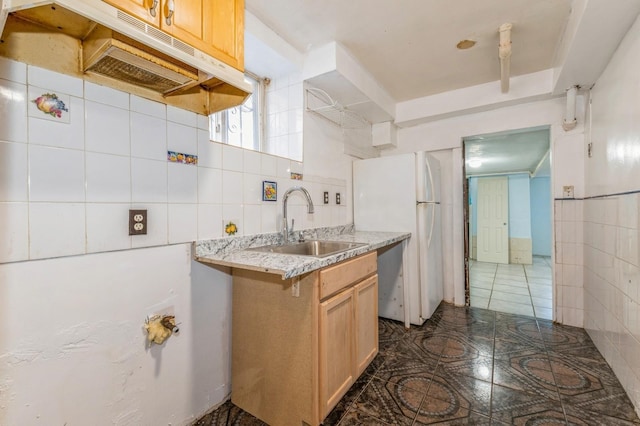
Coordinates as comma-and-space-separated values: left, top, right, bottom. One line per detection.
0, 58, 347, 263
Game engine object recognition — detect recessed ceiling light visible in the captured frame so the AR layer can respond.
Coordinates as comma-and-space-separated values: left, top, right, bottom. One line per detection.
468, 159, 482, 168
456, 39, 476, 50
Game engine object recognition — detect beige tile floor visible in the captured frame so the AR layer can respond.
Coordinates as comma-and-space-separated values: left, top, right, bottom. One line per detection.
469, 256, 553, 320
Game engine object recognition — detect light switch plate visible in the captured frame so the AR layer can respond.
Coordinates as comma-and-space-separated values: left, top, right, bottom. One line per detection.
336, 193, 341, 205
563, 186, 574, 198
323, 192, 329, 204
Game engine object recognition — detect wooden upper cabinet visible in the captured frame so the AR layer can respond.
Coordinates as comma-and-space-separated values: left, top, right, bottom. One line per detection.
103, 0, 161, 26
161, 0, 204, 51
203, 0, 244, 71
102, 0, 244, 71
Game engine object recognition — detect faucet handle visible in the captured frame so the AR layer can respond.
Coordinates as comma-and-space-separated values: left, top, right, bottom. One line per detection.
290, 218, 295, 233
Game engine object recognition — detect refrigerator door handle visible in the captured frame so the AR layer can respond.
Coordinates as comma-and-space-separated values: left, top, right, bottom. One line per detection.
416, 201, 440, 205
427, 203, 435, 249
426, 156, 435, 203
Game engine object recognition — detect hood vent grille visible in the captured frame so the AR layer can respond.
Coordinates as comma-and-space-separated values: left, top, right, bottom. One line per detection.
83, 28, 200, 94
114, 10, 194, 57
86, 53, 191, 93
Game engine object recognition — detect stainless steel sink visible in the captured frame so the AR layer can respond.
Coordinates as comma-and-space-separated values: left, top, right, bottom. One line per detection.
247, 240, 366, 258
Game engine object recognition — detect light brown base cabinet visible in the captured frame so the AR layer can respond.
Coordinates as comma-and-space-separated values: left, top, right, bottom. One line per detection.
231, 251, 378, 426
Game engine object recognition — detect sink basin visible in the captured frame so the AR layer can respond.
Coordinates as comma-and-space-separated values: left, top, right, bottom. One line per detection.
247, 240, 366, 258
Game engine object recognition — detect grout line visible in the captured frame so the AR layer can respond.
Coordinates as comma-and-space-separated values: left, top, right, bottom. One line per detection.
522, 263, 537, 319
487, 262, 498, 309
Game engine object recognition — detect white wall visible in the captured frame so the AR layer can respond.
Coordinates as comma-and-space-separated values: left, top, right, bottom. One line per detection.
468, 174, 533, 239
0, 57, 352, 425
264, 72, 304, 162
582, 13, 640, 414
0, 245, 232, 425
386, 94, 587, 315
531, 177, 552, 256
508, 174, 532, 240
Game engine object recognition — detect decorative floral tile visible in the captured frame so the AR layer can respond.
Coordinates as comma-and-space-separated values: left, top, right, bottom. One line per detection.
262, 181, 277, 201
28, 87, 70, 123
168, 150, 198, 165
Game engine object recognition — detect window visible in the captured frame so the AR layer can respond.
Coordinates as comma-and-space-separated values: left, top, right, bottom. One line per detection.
210, 73, 263, 151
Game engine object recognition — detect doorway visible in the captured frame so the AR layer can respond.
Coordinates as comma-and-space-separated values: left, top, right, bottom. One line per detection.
463, 126, 553, 319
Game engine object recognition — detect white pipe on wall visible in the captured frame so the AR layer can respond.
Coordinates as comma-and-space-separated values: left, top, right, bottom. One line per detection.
499, 23, 513, 93
563, 86, 578, 131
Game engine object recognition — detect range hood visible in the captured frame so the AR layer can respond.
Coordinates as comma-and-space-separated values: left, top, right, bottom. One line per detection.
0, 0, 251, 107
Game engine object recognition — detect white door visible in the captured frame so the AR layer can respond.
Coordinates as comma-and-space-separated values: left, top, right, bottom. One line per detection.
477, 177, 509, 264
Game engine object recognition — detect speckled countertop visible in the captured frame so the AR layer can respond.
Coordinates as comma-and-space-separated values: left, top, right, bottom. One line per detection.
194, 225, 410, 279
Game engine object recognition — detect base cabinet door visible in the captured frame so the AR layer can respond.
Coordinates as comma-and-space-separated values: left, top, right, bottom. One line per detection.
319, 289, 355, 419
355, 275, 379, 376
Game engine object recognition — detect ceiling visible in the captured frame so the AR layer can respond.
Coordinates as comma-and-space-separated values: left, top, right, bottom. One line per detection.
244, 1, 640, 162
464, 127, 550, 177
245, 0, 573, 102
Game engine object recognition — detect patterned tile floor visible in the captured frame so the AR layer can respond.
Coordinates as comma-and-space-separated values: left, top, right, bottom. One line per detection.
195, 303, 640, 425
470, 256, 553, 320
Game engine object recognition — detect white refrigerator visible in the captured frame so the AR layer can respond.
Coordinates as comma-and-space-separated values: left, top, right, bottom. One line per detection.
353, 151, 443, 326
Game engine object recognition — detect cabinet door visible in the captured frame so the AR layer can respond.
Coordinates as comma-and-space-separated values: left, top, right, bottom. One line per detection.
203, 0, 244, 70
319, 289, 355, 419
354, 275, 379, 376
103, 0, 161, 26
161, 0, 205, 49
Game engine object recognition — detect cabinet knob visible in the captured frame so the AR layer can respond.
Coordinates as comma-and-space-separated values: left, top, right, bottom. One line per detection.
149, 0, 158, 17
165, 0, 175, 25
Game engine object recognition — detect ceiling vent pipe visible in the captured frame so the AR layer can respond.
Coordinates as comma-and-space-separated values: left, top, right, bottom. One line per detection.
498, 23, 513, 93
562, 86, 578, 131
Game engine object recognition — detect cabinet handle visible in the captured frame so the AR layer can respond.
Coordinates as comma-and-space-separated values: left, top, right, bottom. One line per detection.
165, 0, 175, 25
149, 0, 158, 17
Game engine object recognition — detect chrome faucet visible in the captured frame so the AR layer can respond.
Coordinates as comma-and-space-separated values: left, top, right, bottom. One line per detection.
282, 186, 315, 244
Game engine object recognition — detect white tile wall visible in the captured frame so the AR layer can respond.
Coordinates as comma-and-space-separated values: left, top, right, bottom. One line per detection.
0, 141, 28, 201
222, 144, 243, 172
85, 81, 129, 109
86, 203, 132, 253
198, 129, 222, 169
28, 95, 84, 150
86, 152, 131, 202
29, 145, 85, 202
85, 100, 130, 156
168, 203, 197, 243
131, 94, 166, 119
131, 112, 167, 160
28, 65, 83, 97
583, 194, 640, 414
168, 162, 198, 203
198, 203, 223, 240
264, 74, 304, 162
554, 199, 585, 327
197, 167, 222, 204
0, 77, 28, 143
167, 104, 197, 127
0, 202, 28, 262
0, 63, 350, 263
167, 121, 197, 155
132, 158, 168, 203
0, 56, 26, 83
222, 170, 244, 205
130, 203, 168, 248
29, 203, 85, 259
